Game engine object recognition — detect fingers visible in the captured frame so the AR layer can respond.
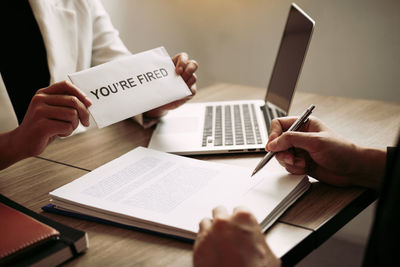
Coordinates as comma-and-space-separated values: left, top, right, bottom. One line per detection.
32, 81, 92, 127
198, 218, 212, 236
268, 130, 322, 153
38, 94, 91, 126
173, 52, 188, 75
146, 73, 197, 115
187, 74, 198, 93
172, 52, 187, 68
39, 80, 92, 107
181, 60, 199, 83
266, 117, 297, 151
275, 151, 295, 165
280, 158, 307, 175
275, 151, 308, 175
267, 116, 311, 144
212, 206, 258, 226
269, 117, 298, 138
283, 164, 307, 175
196, 206, 260, 246
267, 116, 325, 145
150, 52, 198, 116
43, 119, 75, 138
37, 105, 80, 130
233, 206, 251, 213
212, 206, 229, 219
16, 81, 93, 158
18, 118, 76, 157
173, 52, 198, 83
232, 207, 259, 226
197, 206, 228, 238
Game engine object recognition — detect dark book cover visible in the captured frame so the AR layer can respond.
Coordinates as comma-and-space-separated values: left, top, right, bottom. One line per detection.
0, 194, 88, 267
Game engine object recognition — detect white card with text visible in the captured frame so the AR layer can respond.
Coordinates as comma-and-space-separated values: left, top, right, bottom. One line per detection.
68, 47, 192, 128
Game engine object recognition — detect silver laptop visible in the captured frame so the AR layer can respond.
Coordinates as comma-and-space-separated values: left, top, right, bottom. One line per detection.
149, 3, 315, 155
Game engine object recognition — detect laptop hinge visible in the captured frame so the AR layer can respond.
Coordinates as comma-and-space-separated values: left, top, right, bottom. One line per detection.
260, 104, 272, 133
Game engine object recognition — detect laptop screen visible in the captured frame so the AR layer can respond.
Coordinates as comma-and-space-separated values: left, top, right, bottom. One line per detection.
264, 4, 314, 112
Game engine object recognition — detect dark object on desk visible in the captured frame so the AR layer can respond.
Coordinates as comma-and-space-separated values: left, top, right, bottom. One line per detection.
0, 194, 88, 267
0, 202, 59, 263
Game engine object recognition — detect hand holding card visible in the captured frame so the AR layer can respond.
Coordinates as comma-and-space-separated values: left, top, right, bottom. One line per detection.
68, 47, 192, 128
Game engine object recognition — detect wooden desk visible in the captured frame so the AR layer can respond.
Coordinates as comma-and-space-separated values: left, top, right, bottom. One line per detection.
0, 158, 192, 266
3, 84, 399, 265
0, 157, 312, 266
39, 83, 400, 170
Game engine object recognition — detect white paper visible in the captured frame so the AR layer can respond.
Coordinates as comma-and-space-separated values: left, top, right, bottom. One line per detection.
68, 47, 192, 128
50, 147, 309, 239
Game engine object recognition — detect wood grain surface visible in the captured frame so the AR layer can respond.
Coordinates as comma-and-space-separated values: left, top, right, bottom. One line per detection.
2, 83, 399, 265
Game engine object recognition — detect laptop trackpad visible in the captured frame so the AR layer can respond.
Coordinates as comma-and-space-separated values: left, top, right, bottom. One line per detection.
158, 117, 199, 134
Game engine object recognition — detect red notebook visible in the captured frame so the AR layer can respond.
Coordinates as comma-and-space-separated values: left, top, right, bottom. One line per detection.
0, 202, 60, 261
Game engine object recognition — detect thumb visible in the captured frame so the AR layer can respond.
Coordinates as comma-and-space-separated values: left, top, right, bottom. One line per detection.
267, 131, 318, 153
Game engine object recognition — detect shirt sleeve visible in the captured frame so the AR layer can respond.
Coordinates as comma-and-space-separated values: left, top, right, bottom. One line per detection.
87, 0, 131, 66
384, 146, 396, 180
362, 140, 400, 267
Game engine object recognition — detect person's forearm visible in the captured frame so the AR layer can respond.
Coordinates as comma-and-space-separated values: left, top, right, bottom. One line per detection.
0, 130, 25, 170
351, 146, 386, 191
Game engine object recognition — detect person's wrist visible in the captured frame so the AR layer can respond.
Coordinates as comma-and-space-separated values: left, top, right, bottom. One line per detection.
0, 128, 27, 169
10, 127, 31, 159
349, 145, 386, 190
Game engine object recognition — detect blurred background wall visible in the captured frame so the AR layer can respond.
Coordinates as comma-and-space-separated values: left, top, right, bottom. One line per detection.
100, 0, 399, 265
101, 0, 399, 103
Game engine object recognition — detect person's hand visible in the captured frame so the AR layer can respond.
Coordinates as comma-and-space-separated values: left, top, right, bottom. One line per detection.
266, 116, 386, 190
10, 81, 92, 160
144, 52, 198, 118
193, 206, 281, 267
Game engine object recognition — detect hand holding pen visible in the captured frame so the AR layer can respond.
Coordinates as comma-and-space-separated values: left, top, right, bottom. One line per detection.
251, 105, 315, 176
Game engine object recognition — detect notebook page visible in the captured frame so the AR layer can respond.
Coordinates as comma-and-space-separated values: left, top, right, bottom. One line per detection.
50, 147, 256, 233
50, 147, 306, 234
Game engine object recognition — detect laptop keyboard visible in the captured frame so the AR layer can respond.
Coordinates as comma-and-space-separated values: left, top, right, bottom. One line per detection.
202, 104, 263, 147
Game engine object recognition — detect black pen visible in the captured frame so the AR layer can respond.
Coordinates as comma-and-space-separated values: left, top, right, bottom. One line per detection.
251, 104, 315, 177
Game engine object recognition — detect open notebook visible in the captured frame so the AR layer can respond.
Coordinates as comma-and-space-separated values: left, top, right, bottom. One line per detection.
49, 147, 310, 240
